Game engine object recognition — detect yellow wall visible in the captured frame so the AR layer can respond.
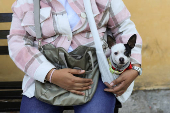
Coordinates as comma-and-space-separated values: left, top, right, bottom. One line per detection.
0, 0, 170, 89
0, 0, 13, 30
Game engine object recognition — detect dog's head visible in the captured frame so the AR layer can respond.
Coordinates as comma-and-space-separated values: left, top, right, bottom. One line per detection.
108, 34, 137, 67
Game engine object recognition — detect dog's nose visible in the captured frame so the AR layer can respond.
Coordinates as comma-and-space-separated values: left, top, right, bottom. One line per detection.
119, 57, 124, 64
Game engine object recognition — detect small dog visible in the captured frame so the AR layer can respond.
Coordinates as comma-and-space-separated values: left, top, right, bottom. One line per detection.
106, 31, 137, 77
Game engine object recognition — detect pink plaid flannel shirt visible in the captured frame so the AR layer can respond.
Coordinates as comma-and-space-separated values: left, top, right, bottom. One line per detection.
7, 0, 142, 97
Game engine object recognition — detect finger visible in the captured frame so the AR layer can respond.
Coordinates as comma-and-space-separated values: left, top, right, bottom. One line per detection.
110, 76, 124, 86
73, 86, 91, 91
74, 77, 93, 83
111, 81, 125, 93
69, 90, 85, 95
104, 82, 113, 89
68, 69, 85, 74
104, 88, 114, 93
74, 82, 93, 88
116, 90, 126, 97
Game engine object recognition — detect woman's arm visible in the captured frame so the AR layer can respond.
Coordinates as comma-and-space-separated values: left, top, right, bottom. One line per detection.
46, 68, 93, 95
8, 12, 56, 83
104, 64, 140, 97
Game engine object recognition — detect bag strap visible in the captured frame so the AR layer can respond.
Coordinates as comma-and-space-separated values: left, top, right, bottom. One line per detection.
34, 0, 43, 51
83, 0, 114, 83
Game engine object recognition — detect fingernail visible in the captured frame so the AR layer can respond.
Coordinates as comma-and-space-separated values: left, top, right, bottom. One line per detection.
110, 82, 114, 86
89, 86, 91, 89
81, 70, 85, 73
82, 93, 85, 95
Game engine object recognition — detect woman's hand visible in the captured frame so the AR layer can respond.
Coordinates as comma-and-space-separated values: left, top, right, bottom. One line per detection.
104, 68, 138, 97
46, 68, 93, 96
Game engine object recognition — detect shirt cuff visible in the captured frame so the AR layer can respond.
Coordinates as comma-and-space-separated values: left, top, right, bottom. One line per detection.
34, 62, 56, 83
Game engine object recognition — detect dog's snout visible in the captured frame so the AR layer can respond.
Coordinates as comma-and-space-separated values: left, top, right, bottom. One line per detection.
119, 57, 124, 64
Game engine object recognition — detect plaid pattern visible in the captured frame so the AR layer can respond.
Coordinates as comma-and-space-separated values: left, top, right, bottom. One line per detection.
8, 0, 142, 98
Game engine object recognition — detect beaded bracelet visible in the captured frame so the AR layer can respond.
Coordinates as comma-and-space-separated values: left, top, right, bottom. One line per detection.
49, 69, 56, 83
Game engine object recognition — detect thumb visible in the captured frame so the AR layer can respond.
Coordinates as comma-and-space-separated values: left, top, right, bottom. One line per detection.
110, 76, 123, 86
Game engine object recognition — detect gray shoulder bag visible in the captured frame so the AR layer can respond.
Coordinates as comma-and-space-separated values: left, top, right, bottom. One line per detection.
34, 0, 99, 106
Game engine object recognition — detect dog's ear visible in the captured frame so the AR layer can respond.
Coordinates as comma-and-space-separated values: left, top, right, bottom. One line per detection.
107, 35, 116, 49
106, 27, 116, 49
127, 34, 137, 49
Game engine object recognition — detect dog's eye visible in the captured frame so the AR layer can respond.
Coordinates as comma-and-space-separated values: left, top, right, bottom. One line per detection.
124, 51, 130, 57
114, 52, 118, 55
124, 51, 128, 55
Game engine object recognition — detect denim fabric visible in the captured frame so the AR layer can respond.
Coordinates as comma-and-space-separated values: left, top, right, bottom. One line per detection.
20, 77, 116, 113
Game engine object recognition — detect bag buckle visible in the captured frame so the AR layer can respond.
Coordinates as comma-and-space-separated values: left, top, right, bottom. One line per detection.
37, 39, 43, 52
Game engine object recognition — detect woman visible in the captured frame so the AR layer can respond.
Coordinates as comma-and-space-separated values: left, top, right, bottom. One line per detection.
8, 0, 142, 112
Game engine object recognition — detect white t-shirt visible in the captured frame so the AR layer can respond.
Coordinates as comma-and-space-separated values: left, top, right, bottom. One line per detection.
58, 0, 80, 52
57, 0, 80, 31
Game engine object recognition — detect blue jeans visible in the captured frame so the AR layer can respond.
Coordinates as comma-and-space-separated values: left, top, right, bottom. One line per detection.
20, 77, 116, 113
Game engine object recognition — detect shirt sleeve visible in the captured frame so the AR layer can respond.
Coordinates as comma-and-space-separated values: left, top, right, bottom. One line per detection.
7, 4, 56, 83
108, 0, 142, 64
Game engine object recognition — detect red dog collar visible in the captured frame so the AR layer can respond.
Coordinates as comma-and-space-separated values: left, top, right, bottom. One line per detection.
112, 63, 132, 73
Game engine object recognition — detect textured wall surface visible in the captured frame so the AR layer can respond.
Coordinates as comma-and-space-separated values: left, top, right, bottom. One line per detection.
0, 0, 170, 89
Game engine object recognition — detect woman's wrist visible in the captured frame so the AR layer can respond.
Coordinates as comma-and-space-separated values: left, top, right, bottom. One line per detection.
45, 68, 56, 82
129, 69, 138, 78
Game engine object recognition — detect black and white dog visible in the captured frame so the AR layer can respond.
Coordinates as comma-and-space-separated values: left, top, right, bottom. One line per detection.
107, 32, 137, 75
